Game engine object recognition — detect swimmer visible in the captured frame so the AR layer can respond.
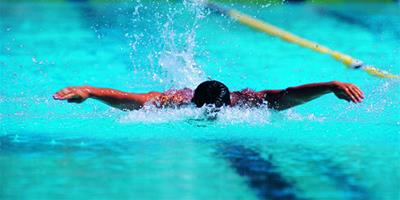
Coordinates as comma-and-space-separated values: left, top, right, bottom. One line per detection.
53, 80, 364, 111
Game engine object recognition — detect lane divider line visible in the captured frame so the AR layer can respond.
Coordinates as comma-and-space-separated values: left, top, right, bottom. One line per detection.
205, 2, 399, 79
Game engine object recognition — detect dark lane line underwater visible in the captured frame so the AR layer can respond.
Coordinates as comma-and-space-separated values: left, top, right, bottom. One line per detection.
315, 7, 400, 39
318, 160, 369, 200
216, 142, 301, 200
2, 133, 301, 200
316, 7, 371, 30
270, 143, 371, 200
215, 139, 370, 200
1, 133, 369, 200
295, 148, 370, 200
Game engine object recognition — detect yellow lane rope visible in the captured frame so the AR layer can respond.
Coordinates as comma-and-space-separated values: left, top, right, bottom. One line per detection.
205, 2, 399, 79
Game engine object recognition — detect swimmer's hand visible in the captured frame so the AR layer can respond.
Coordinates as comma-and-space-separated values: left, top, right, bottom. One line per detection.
53, 86, 91, 103
331, 81, 364, 103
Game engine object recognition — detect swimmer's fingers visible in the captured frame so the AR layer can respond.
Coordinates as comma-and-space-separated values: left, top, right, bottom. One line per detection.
56, 92, 80, 100
60, 92, 87, 104
351, 85, 364, 99
53, 88, 74, 100
343, 87, 358, 103
53, 87, 89, 101
332, 82, 364, 104
343, 85, 363, 103
348, 85, 363, 103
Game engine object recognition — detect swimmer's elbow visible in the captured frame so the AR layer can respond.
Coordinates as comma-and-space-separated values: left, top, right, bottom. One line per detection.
267, 88, 307, 111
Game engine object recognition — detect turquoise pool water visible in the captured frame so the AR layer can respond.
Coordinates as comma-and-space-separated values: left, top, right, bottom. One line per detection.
1, 2, 399, 199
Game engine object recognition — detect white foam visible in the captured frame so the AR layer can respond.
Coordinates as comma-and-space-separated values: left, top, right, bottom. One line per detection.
284, 109, 326, 122
119, 105, 272, 125
120, 106, 203, 124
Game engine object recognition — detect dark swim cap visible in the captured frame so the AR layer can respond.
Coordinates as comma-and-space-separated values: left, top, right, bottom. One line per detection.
191, 80, 231, 108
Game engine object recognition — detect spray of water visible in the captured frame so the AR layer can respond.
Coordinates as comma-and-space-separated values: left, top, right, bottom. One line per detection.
125, 0, 207, 89
120, 105, 273, 125
157, 0, 207, 89
157, 24, 205, 88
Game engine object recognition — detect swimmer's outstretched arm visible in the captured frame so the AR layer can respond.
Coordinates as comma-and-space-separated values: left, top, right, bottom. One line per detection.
53, 86, 162, 111
259, 81, 364, 111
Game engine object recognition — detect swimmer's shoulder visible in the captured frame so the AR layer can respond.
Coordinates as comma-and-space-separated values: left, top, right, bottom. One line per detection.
151, 87, 193, 108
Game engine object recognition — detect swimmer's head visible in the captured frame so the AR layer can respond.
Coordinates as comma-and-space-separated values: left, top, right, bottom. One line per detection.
192, 80, 231, 108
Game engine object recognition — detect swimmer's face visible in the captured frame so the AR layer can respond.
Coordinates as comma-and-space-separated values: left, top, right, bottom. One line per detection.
191, 80, 231, 108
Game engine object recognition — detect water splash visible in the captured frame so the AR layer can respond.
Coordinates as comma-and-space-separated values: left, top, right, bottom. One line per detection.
157, 0, 207, 89
120, 105, 272, 125
331, 79, 400, 123
120, 106, 203, 124
125, 0, 208, 89
363, 80, 399, 113
284, 109, 326, 122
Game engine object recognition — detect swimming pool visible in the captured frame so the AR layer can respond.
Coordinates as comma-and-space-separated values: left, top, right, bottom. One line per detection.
1, 1, 399, 199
